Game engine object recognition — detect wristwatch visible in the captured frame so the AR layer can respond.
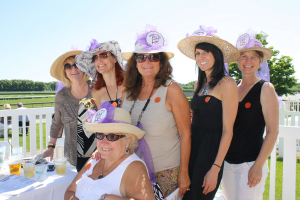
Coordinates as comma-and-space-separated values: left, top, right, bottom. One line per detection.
100, 194, 108, 200
48, 142, 56, 149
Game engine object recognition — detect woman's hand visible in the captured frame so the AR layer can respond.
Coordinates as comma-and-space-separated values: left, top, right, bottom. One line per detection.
247, 163, 262, 188
178, 170, 191, 196
43, 148, 54, 161
202, 166, 219, 195
91, 149, 101, 160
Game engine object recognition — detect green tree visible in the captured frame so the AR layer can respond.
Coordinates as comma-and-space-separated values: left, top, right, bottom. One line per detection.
229, 34, 297, 96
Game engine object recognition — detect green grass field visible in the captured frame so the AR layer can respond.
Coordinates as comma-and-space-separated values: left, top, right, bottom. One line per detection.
0, 98, 55, 109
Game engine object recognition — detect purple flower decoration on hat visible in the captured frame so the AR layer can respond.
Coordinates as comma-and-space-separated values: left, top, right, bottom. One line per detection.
86, 101, 117, 124
186, 25, 217, 37
84, 38, 102, 52
236, 31, 262, 50
134, 24, 169, 52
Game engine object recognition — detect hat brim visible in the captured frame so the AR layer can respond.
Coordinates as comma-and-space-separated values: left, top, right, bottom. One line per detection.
177, 36, 239, 63
50, 50, 83, 81
238, 47, 273, 63
121, 51, 174, 61
85, 122, 145, 140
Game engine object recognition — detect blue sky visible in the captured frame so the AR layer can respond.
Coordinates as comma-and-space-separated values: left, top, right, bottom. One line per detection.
0, 0, 299, 84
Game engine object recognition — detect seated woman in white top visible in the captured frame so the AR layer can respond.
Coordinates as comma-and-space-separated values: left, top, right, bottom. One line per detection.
65, 101, 155, 200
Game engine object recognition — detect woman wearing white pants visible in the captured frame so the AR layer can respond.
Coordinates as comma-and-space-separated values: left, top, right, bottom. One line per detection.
221, 31, 279, 200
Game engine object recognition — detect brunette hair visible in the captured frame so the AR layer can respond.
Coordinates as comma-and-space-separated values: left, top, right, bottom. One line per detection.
124, 52, 173, 101
194, 42, 226, 96
61, 56, 89, 87
94, 54, 124, 90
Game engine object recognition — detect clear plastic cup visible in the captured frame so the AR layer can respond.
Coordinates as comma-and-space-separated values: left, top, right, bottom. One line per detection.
0, 146, 6, 170
12, 146, 23, 156
8, 155, 23, 175
35, 163, 47, 181
54, 157, 67, 175
22, 160, 35, 178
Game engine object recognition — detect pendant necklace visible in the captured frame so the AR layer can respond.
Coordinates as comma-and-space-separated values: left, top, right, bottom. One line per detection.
105, 85, 121, 107
98, 159, 120, 179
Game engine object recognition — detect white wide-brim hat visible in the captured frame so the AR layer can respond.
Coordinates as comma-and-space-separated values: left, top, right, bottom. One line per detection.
121, 24, 174, 61
75, 40, 124, 82
50, 50, 83, 81
177, 35, 239, 63
85, 102, 145, 140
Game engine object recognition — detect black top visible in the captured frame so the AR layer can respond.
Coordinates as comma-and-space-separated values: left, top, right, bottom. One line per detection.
225, 80, 266, 164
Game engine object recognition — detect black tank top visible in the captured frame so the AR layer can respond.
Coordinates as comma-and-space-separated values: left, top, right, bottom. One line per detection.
225, 80, 266, 164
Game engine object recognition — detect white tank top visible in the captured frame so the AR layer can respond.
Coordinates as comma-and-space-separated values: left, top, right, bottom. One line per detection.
123, 80, 180, 172
75, 153, 145, 200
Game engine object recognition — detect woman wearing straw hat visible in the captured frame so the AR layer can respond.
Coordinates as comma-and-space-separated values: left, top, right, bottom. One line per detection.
177, 25, 239, 200
120, 24, 191, 197
75, 39, 124, 109
43, 50, 96, 172
221, 32, 279, 200
65, 102, 155, 200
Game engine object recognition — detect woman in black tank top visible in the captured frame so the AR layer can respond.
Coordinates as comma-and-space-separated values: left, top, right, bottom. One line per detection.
221, 33, 279, 200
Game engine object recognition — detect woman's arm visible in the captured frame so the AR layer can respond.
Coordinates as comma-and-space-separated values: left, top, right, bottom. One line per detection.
247, 82, 279, 188
64, 158, 91, 200
166, 82, 191, 196
202, 78, 238, 195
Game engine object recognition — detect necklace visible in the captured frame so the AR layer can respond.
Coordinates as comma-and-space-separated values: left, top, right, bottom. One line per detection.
199, 79, 210, 96
98, 158, 120, 179
129, 87, 154, 126
105, 85, 121, 107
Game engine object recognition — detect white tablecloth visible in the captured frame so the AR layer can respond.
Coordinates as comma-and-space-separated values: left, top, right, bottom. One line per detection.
2, 164, 77, 200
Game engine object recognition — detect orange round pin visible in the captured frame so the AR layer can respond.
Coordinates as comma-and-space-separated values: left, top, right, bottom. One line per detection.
205, 97, 211, 102
112, 102, 118, 107
87, 163, 91, 170
155, 97, 161, 103
245, 102, 251, 108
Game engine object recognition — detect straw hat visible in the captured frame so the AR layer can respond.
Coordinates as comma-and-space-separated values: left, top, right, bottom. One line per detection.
121, 24, 174, 61
50, 50, 83, 81
75, 40, 124, 82
236, 33, 272, 63
85, 102, 145, 140
177, 26, 239, 63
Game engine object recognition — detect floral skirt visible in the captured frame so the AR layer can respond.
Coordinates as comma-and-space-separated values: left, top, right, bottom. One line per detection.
155, 166, 179, 197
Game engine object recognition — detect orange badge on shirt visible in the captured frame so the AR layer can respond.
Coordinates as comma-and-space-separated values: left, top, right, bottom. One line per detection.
245, 102, 251, 108
112, 102, 118, 107
155, 97, 161, 103
205, 97, 211, 103
87, 163, 91, 170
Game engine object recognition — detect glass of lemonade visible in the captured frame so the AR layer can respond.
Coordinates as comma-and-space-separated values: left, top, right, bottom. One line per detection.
22, 160, 35, 178
9, 156, 23, 175
54, 157, 67, 175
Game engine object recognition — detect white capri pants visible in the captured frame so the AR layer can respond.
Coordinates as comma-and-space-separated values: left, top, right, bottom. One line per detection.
221, 160, 268, 200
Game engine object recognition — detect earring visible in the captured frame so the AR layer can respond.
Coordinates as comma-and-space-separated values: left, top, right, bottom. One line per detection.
125, 147, 129, 154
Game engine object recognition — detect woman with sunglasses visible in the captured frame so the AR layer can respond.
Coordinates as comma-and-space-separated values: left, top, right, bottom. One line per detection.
75, 39, 124, 109
120, 24, 191, 197
177, 26, 239, 200
44, 50, 95, 172
65, 102, 155, 200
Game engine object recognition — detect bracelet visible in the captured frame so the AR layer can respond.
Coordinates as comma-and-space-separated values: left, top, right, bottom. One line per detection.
100, 194, 108, 200
213, 163, 221, 168
48, 142, 56, 149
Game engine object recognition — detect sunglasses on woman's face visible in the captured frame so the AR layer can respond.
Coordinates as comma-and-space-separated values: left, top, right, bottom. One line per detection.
92, 52, 111, 63
95, 132, 126, 142
135, 54, 160, 63
64, 63, 78, 70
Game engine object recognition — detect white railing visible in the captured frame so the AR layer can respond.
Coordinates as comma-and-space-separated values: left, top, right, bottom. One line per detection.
0, 107, 54, 157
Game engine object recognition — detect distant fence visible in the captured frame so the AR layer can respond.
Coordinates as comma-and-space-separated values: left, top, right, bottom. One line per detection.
0, 96, 55, 100
0, 102, 55, 109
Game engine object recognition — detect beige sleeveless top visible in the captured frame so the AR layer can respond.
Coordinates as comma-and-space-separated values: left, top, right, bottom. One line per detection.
123, 80, 180, 172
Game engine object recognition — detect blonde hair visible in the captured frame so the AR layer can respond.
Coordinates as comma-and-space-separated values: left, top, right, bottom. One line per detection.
123, 133, 138, 154
241, 50, 264, 64
60, 56, 90, 87
3, 104, 11, 110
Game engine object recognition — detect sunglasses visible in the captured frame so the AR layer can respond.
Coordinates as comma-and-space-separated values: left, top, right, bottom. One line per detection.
95, 132, 126, 142
135, 54, 160, 63
64, 63, 78, 70
92, 52, 112, 63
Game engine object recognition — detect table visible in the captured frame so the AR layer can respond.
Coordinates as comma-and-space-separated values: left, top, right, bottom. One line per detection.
1, 164, 77, 200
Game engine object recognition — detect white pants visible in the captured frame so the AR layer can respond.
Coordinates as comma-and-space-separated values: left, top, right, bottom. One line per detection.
221, 160, 268, 200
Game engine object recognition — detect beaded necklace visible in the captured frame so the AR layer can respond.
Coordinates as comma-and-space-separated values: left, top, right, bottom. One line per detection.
129, 87, 155, 126
105, 85, 121, 107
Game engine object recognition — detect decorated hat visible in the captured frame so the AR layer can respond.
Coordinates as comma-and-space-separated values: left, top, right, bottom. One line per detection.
121, 24, 174, 61
236, 31, 272, 63
85, 101, 145, 140
75, 39, 124, 82
177, 25, 239, 63
50, 50, 83, 81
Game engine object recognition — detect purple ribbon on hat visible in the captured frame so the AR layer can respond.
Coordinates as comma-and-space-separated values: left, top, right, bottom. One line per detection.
186, 25, 217, 37
55, 81, 65, 94
86, 101, 118, 124
84, 38, 102, 52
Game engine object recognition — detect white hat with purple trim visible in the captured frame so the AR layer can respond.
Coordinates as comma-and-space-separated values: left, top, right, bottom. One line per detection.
121, 24, 174, 61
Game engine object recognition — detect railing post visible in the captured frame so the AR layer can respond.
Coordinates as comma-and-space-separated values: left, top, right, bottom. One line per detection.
278, 106, 285, 158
